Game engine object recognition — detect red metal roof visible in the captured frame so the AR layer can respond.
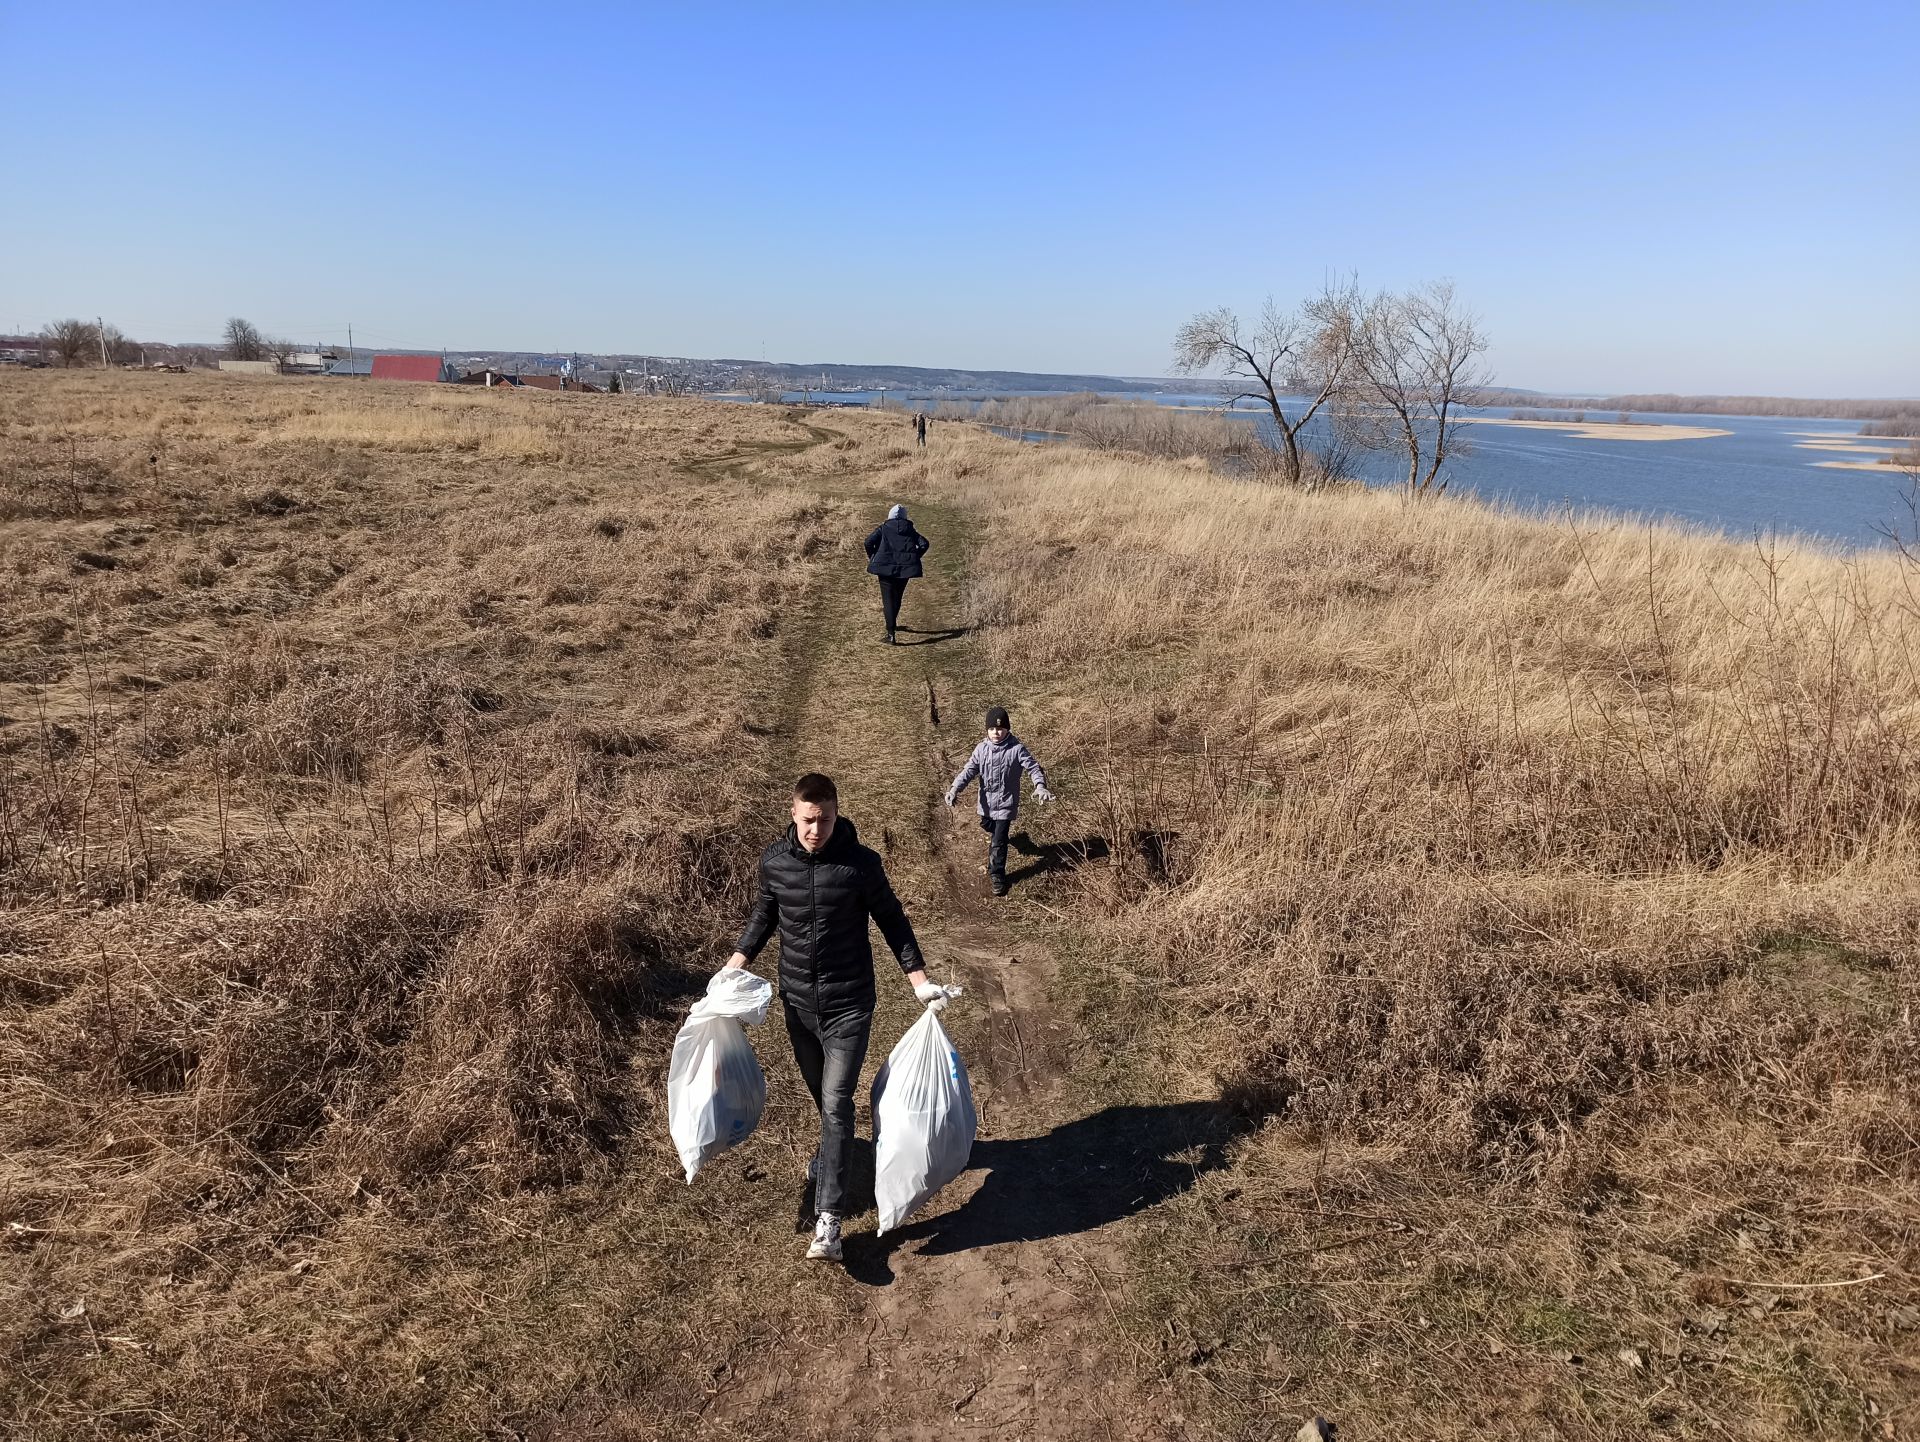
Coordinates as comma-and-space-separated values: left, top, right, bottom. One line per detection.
371, 354, 448, 383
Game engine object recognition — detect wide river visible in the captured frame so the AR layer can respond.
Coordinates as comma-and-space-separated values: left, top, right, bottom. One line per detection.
1366, 407, 1912, 549
774, 388, 1915, 549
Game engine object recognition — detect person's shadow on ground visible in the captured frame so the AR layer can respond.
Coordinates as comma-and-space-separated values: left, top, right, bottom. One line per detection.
1001, 829, 1179, 891
894, 625, 970, 647
840, 1099, 1247, 1287
1002, 831, 1111, 887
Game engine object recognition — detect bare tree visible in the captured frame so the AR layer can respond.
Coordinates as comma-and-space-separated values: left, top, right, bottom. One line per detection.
1339, 281, 1492, 495
223, 317, 265, 361
1311, 399, 1370, 485
99, 322, 139, 366
40, 318, 99, 368
264, 336, 299, 370
1172, 282, 1358, 484
743, 370, 785, 404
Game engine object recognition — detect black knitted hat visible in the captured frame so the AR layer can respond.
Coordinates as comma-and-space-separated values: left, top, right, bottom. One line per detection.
986, 706, 1011, 731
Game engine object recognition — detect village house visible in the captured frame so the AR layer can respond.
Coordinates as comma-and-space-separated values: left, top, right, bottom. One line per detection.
370, 354, 458, 383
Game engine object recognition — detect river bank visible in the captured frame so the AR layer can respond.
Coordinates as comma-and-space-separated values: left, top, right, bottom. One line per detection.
1455, 415, 1730, 440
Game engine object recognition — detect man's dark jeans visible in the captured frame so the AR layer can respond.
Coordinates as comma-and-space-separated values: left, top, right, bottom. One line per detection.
978, 812, 1012, 883
877, 576, 909, 635
782, 997, 872, 1217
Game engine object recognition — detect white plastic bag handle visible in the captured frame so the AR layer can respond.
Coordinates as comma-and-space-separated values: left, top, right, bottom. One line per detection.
691, 967, 773, 1024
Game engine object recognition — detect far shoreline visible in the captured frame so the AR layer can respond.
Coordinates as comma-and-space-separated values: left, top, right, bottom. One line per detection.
1456, 416, 1730, 442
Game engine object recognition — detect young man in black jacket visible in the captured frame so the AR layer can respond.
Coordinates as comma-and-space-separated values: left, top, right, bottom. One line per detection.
725, 772, 955, 1262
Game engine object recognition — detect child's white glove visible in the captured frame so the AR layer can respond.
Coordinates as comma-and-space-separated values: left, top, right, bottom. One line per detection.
943, 790, 957, 808
914, 981, 962, 1014
1034, 786, 1057, 804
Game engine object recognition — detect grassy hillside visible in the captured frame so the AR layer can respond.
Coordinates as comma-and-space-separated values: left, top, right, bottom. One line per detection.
4, 372, 1914, 1440
0, 373, 888, 1436
919, 425, 1920, 1436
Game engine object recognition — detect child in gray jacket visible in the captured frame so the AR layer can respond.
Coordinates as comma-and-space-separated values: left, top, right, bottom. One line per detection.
944, 704, 1056, 896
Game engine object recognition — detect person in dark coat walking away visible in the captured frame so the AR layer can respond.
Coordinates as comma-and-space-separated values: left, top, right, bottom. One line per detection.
864, 503, 929, 645
726, 773, 957, 1263
914, 412, 929, 448
945, 705, 1056, 897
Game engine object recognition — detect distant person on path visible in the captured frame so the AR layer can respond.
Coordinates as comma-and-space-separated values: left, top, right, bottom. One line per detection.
945, 705, 1056, 897
864, 502, 929, 645
726, 773, 956, 1264
914, 412, 929, 448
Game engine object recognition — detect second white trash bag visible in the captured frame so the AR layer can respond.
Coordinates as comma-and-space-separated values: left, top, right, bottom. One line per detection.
667, 968, 774, 1183
871, 1006, 978, 1234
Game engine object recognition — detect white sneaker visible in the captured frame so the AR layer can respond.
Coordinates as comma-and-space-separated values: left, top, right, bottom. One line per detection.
806, 1212, 843, 1262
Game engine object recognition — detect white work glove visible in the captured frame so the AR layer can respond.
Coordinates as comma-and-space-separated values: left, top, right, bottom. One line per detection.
943, 790, 957, 808
914, 981, 963, 1014
1033, 786, 1058, 805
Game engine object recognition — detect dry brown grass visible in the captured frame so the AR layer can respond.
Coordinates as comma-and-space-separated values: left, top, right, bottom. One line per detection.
9, 374, 1918, 1438
936, 392, 1296, 477
0, 372, 870, 1438
901, 423, 1920, 1437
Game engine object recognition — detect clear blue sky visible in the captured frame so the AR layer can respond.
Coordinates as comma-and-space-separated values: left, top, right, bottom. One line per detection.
5, 2, 1915, 393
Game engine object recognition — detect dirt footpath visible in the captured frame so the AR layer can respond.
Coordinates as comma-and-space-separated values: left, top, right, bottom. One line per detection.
681, 482, 1212, 1441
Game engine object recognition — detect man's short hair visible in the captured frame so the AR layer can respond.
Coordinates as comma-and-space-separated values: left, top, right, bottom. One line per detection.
793, 773, 838, 806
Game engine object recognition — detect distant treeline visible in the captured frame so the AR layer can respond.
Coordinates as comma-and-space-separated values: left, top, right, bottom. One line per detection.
1508, 409, 1635, 424
1484, 389, 1920, 424
1860, 418, 1920, 438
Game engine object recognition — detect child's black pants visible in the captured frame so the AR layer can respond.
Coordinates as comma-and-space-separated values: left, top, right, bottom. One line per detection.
978, 811, 1012, 881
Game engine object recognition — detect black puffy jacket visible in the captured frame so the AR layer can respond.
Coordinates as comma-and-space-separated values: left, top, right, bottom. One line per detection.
734, 817, 923, 1014
864, 516, 929, 579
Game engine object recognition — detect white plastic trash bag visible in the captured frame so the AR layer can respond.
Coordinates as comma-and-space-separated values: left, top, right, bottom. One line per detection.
668, 968, 774, 1183
871, 1006, 978, 1234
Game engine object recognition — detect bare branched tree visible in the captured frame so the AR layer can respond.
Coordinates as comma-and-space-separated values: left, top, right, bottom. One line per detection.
1340, 281, 1492, 495
743, 370, 785, 404
99, 322, 139, 366
264, 336, 299, 370
223, 317, 265, 361
40, 318, 99, 368
1172, 282, 1358, 485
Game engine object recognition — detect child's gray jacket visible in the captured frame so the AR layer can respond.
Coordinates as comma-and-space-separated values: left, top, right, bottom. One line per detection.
946, 736, 1050, 821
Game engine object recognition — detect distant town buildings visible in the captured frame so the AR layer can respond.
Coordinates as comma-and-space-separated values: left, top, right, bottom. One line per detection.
449, 369, 606, 392
219, 352, 335, 376
508, 374, 603, 393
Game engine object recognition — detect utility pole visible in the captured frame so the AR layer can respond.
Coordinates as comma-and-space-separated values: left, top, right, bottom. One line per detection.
96, 316, 110, 368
